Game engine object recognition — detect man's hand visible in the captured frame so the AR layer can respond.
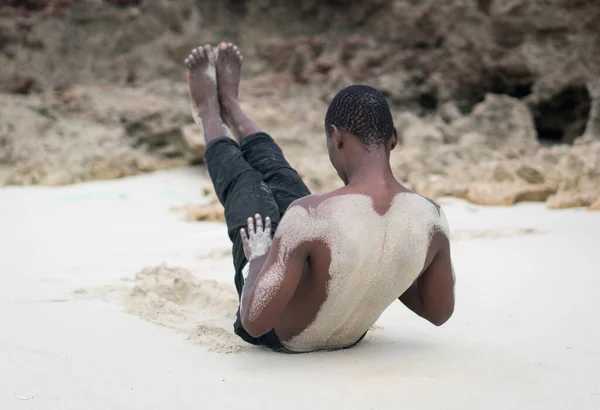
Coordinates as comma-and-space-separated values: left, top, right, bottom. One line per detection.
239, 202, 310, 337
240, 214, 272, 262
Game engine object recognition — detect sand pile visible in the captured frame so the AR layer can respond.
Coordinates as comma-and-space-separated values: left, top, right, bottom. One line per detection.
170, 184, 226, 223
124, 264, 246, 353
125, 264, 238, 320
76, 264, 248, 354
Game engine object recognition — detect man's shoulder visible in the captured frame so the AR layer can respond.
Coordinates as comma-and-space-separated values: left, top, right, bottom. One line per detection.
287, 191, 339, 211
289, 189, 442, 215
389, 191, 450, 238
279, 191, 346, 235
393, 187, 441, 211
394, 190, 443, 216
406, 193, 450, 238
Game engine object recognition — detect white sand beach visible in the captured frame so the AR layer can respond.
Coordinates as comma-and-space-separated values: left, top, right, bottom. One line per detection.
1, 167, 599, 410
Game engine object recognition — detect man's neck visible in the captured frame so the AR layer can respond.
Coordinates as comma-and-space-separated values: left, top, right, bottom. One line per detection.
345, 148, 395, 186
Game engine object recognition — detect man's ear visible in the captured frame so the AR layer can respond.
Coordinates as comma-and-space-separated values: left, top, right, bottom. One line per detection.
390, 126, 400, 150
331, 125, 344, 149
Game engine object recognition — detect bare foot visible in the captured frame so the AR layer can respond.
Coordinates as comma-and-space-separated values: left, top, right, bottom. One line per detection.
184, 45, 228, 143
185, 45, 219, 125
215, 42, 243, 125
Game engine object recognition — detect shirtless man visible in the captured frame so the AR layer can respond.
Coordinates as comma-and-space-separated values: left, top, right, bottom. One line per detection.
184, 43, 455, 353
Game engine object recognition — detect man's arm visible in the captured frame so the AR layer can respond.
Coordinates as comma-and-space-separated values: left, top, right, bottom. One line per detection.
399, 231, 455, 326
239, 205, 311, 338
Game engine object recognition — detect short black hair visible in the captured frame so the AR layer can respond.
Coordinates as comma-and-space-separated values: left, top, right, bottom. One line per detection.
325, 85, 394, 147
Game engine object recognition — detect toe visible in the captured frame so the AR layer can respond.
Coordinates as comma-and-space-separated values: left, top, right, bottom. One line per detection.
204, 45, 215, 59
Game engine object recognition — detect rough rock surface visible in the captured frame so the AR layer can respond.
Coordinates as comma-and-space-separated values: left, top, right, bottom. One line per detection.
1, 0, 599, 210
446, 94, 539, 155
0, 83, 198, 185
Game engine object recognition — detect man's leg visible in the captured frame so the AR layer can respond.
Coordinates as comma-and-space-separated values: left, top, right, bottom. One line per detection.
242, 134, 311, 215
215, 42, 311, 216
185, 45, 280, 346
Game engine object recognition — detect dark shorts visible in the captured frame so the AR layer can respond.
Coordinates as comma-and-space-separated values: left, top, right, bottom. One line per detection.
204, 132, 311, 352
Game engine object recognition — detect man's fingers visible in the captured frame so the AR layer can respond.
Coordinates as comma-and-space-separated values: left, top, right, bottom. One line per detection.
255, 213, 263, 232
246, 214, 272, 236
247, 217, 255, 235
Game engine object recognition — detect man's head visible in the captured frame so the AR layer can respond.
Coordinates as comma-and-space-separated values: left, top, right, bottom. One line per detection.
325, 85, 397, 182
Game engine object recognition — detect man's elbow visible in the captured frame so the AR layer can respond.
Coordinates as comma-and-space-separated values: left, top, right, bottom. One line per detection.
428, 306, 454, 327
241, 313, 271, 338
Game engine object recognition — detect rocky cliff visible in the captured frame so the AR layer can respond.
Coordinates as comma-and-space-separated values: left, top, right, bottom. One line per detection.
1, 0, 599, 209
